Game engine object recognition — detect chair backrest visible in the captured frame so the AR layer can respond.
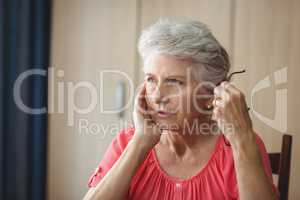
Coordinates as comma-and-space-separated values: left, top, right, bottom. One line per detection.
268, 134, 293, 200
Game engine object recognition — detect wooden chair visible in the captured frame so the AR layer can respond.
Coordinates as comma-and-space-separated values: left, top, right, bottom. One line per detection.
268, 134, 293, 200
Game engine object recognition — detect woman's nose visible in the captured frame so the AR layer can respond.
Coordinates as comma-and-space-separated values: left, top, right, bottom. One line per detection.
152, 86, 169, 104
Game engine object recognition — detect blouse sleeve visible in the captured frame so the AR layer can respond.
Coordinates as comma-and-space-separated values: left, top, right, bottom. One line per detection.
87, 126, 135, 188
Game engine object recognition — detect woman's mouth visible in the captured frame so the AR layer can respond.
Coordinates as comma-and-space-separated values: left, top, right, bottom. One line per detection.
156, 110, 174, 118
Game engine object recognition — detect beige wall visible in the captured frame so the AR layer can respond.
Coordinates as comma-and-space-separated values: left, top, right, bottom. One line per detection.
48, 0, 138, 199
232, 2, 300, 200
48, 0, 300, 199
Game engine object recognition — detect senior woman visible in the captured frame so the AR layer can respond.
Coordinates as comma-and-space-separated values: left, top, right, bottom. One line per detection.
83, 20, 278, 200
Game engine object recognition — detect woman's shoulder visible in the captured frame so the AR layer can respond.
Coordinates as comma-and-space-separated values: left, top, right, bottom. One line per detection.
87, 125, 136, 188
111, 125, 135, 151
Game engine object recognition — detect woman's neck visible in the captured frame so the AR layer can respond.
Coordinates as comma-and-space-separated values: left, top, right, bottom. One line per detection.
159, 129, 218, 157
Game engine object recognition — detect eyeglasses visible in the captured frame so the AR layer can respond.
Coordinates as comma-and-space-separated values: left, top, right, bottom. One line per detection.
226, 69, 246, 82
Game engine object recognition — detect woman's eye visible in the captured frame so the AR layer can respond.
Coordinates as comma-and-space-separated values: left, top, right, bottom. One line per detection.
146, 77, 155, 83
166, 79, 183, 85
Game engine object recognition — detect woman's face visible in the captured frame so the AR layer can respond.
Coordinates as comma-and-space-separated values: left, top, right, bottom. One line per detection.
143, 54, 212, 133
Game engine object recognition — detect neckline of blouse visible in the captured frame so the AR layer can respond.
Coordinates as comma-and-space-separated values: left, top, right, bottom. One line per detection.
150, 134, 224, 185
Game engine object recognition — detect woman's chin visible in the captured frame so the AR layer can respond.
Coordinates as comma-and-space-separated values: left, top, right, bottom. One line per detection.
154, 120, 180, 131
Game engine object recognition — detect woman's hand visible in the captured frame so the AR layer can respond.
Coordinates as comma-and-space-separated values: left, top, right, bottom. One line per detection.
132, 82, 162, 150
212, 81, 255, 148
212, 81, 277, 200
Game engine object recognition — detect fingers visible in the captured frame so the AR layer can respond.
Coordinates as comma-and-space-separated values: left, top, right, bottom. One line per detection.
134, 82, 156, 121
211, 81, 253, 138
212, 81, 247, 118
220, 82, 249, 114
134, 82, 147, 113
212, 81, 251, 126
213, 81, 244, 106
211, 106, 221, 120
213, 82, 230, 108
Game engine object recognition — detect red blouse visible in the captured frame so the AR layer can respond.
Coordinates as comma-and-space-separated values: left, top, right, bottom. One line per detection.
87, 126, 278, 200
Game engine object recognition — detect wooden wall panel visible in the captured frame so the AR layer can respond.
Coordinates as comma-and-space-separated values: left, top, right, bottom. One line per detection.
233, 0, 300, 199
48, 0, 138, 199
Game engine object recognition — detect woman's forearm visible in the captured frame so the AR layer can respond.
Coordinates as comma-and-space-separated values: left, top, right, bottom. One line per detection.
83, 136, 150, 200
231, 134, 276, 200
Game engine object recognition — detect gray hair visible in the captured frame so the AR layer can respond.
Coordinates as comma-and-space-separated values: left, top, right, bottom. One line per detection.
138, 19, 230, 84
